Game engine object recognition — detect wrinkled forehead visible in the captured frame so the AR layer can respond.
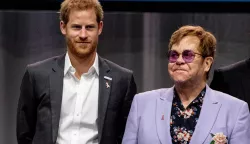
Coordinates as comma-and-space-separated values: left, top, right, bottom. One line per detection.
171, 36, 200, 52
67, 8, 97, 23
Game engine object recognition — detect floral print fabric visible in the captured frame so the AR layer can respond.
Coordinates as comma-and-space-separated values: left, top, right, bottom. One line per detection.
170, 87, 206, 144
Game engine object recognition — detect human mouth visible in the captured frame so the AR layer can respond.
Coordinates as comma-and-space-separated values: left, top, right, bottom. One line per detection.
174, 69, 186, 72
76, 41, 91, 43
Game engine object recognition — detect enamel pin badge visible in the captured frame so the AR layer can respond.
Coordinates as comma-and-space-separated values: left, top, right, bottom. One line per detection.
104, 76, 112, 89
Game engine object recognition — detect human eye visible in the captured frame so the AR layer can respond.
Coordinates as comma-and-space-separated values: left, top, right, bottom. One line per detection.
71, 24, 82, 29
86, 25, 96, 30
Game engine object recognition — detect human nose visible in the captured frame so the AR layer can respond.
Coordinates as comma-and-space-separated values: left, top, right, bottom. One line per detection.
79, 28, 88, 39
175, 53, 185, 64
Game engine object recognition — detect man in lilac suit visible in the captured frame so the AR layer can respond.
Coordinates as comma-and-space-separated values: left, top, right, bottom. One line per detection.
122, 25, 250, 144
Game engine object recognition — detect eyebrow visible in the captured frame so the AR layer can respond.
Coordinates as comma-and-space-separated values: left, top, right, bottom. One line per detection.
71, 24, 82, 27
70, 23, 97, 27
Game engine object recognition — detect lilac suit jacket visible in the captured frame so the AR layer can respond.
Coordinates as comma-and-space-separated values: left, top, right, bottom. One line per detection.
122, 85, 250, 144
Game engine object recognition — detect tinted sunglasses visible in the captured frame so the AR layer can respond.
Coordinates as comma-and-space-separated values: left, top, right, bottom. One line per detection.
168, 50, 204, 63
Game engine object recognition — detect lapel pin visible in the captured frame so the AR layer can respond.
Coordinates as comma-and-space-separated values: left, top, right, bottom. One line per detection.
106, 82, 110, 88
161, 114, 164, 120
104, 76, 112, 81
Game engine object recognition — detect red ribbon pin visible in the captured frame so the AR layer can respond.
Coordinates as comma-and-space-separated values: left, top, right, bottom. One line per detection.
161, 114, 164, 120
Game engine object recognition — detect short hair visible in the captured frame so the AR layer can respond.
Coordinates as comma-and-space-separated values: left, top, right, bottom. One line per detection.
168, 25, 217, 79
60, 0, 104, 24
169, 25, 216, 59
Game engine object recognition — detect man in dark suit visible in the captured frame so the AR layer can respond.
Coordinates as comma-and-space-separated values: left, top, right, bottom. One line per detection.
16, 0, 137, 144
210, 58, 250, 108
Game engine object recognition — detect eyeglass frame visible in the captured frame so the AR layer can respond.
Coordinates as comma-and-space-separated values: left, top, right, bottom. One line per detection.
167, 49, 206, 63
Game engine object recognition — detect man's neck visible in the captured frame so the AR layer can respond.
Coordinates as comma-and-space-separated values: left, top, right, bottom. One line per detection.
68, 51, 96, 79
175, 81, 206, 108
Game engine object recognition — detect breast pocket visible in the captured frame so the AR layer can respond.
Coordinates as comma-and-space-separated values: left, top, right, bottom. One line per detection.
205, 127, 228, 144
107, 87, 126, 110
210, 127, 228, 137
107, 96, 123, 110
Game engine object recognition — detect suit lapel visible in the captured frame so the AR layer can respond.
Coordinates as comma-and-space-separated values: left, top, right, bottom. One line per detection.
156, 87, 174, 144
190, 85, 222, 144
98, 57, 112, 142
50, 54, 65, 143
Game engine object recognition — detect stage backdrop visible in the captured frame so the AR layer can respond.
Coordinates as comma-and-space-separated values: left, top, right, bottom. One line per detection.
0, 11, 250, 144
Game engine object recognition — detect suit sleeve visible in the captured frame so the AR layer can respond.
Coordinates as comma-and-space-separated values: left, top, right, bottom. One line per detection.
16, 67, 37, 144
117, 73, 137, 144
229, 102, 250, 144
122, 94, 138, 144
210, 69, 229, 94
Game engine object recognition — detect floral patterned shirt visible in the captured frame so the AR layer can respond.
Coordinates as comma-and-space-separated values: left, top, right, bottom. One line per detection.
170, 87, 206, 144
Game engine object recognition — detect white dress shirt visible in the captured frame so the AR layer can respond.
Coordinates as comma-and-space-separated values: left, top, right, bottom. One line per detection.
56, 52, 99, 144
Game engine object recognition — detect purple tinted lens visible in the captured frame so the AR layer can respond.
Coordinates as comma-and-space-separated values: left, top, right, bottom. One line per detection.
182, 50, 195, 63
168, 50, 179, 63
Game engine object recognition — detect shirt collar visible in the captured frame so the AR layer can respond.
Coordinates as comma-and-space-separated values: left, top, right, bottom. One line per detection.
64, 52, 99, 76
173, 87, 206, 108
92, 53, 99, 75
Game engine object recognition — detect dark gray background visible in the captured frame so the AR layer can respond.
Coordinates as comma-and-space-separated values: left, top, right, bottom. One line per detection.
1, 11, 250, 144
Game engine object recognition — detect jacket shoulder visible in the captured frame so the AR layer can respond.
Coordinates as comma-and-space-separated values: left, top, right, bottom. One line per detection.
212, 90, 248, 109
103, 58, 133, 74
28, 55, 61, 68
217, 58, 249, 73
135, 88, 171, 101
25, 54, 64, 77
132, 88, 172, 115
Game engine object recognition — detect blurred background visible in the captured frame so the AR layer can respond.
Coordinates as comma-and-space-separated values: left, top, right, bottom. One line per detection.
1, 0, 250, 143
